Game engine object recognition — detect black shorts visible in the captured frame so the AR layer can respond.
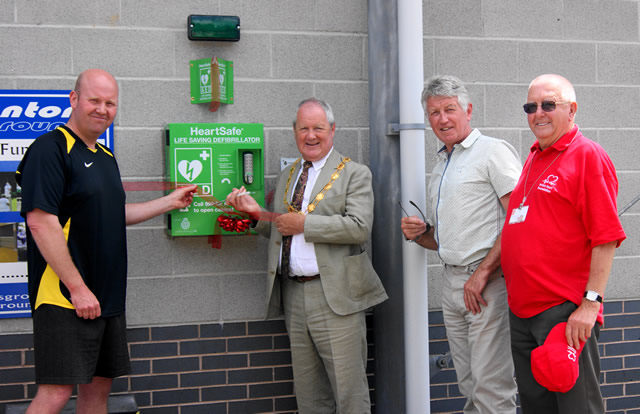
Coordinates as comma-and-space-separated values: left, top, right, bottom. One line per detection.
32, 305, 131, 384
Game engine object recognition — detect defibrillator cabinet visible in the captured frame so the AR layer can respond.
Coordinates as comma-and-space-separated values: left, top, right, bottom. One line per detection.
165, 123, 264, 236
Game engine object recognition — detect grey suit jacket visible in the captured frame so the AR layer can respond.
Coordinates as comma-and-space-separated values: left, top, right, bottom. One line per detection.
255, 149, 388, 319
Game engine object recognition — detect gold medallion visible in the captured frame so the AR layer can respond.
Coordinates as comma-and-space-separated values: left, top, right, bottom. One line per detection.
283, 157, 351, 215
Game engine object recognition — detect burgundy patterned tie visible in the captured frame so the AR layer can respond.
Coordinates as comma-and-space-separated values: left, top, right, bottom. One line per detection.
281, 161, 312, 278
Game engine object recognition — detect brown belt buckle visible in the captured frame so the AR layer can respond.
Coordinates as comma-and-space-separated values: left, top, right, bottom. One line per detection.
294, 274, 320, 283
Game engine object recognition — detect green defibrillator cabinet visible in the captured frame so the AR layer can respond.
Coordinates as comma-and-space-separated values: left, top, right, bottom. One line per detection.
165, 123, 264, 236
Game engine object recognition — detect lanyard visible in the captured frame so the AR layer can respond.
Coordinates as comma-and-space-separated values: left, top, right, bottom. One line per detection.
519, 136, 576, 208
520, 151, 564, 208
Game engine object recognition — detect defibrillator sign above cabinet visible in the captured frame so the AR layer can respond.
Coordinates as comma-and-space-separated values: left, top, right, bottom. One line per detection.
190, 58, 234, 111
165, 123, 264, 236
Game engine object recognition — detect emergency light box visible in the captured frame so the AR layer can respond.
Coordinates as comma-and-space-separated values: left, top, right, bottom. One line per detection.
165, 123, 264, 236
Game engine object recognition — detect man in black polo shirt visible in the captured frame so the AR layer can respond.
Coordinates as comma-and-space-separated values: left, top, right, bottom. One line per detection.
17, 69, 196, 414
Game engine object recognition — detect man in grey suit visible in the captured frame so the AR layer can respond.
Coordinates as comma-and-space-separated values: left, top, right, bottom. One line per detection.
226, 97, 387, 414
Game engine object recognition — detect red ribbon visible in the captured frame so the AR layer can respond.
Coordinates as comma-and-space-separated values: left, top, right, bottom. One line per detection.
216, 214, 252, 233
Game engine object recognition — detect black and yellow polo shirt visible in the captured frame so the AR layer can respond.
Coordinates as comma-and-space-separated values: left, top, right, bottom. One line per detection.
16, 125, 127, 317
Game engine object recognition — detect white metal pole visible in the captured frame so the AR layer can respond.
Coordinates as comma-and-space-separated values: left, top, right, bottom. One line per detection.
398, 0, 430, 412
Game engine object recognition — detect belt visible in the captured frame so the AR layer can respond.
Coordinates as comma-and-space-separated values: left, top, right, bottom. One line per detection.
444, 263, 479, 274
444, 258, 483, 274
444, 263, 503, 280
291, 274, 320, 283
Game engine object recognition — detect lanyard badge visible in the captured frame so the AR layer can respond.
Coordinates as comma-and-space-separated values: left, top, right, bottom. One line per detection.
508, 205, 529, 224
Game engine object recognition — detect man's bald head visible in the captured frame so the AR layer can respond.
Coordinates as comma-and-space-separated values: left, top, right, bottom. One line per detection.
74, 69, 118, 97
67, 69, 119, 145
528, 74, 576, 103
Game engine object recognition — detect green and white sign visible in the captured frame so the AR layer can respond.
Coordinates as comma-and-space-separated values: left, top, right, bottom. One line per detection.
190, 57, 234, 105
166, 123, 263, 236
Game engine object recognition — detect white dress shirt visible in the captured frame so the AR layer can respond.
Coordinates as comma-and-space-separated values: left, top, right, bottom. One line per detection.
283, 148, 333, 276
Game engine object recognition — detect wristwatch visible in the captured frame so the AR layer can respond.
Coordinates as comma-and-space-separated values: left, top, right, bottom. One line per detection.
584, 290, 603, 303
410, 223, 432, 243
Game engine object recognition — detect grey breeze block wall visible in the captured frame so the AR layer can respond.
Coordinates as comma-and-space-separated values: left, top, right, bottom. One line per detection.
0, 0, 371, 331
0, 0, 639, 413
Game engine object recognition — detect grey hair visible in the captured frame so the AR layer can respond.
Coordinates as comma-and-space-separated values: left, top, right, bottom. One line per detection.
292, 97, 335, 127
421, 75, 471, 112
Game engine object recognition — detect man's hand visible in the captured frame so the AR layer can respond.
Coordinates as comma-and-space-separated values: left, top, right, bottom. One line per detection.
225, 186, 261, 218
169, 184, 197, 210
69, 284, 101, 319
401, 216, 426, 241
566, 299, 600, 349
463, 269, 489, 315
275, 212, 305, 236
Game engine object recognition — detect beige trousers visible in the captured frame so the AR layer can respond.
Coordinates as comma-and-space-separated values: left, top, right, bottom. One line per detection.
442, 264, 517, 414
282, 276, 370, 414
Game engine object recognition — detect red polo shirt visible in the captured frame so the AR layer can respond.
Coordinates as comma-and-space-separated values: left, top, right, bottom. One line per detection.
501, 126, 626, 324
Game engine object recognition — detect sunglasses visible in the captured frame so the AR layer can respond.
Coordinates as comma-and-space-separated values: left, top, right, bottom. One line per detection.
523, 101, 570, 114
398, 200, 426, 222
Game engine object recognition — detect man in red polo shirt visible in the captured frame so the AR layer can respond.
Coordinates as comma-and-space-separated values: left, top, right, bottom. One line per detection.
502, 74, 626, 413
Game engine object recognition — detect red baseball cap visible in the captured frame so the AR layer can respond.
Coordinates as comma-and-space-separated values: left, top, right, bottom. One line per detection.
531, 322, 585, 393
